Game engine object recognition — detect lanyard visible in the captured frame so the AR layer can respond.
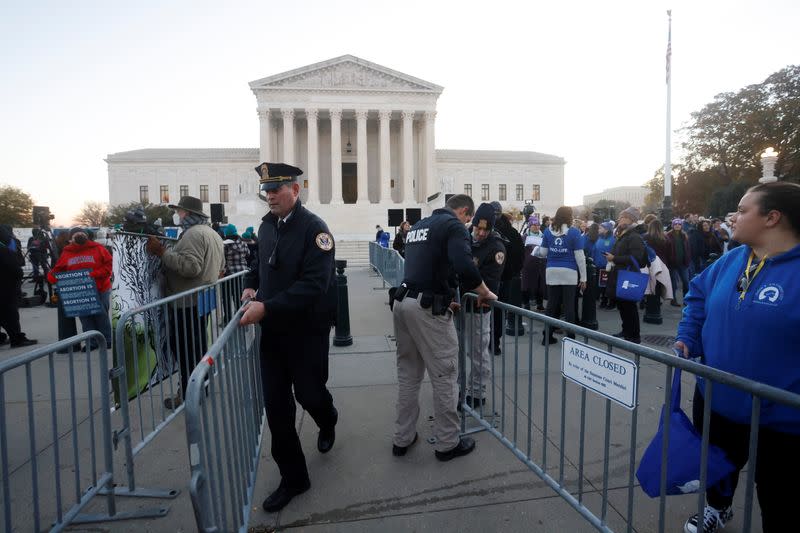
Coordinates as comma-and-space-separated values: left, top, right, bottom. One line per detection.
737, 251, 767, 308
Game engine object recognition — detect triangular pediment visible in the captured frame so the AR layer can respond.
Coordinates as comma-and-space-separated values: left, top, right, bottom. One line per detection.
249, 55, 443, 93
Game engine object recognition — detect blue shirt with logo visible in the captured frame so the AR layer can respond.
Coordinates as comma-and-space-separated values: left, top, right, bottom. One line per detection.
541, 226, 582, 271
677, 243, 800, 433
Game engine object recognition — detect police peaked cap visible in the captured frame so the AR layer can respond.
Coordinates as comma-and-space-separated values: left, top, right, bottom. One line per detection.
472, 202, 496, 231
255, 162, 304, 191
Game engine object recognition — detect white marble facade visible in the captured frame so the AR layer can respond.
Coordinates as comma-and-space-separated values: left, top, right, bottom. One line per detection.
107, 55, 565, 238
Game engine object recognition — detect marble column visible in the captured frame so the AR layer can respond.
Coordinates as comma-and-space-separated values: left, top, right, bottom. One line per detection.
329, 109, 343, 204
379, 110, 392, 203
423, 111, 437, 202
281, 108, 295, 165
258, 109, 272, 163
401, 110, 414, 204
356, 110, 369, 203
306, 108, 319, 203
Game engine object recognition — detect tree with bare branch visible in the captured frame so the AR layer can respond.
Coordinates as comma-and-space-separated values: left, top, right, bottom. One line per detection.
74, 201, 109, 226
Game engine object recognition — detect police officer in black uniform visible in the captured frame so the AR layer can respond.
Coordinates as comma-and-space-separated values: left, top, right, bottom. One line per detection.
240, 162, 338, 513
391, 194, 497, 460
462, 203, 506, 408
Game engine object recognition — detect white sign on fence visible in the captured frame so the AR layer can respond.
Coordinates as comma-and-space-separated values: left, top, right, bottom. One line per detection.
561, 338, 638, 410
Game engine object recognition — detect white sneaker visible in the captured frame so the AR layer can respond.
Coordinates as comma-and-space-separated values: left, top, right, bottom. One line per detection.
683, 505, 733, 533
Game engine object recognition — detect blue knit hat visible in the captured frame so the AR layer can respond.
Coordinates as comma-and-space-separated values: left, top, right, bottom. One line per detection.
223, 224, 238, 237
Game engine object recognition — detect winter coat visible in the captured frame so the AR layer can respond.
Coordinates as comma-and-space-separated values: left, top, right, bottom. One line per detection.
665, 230, 692, 269
495, 217, 524, 281
606, 228, 648, 300
161, 223, 225, 306
47, 240, 113, 293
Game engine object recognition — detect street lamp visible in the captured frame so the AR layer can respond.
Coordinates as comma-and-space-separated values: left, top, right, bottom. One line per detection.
759, 147, 778, 183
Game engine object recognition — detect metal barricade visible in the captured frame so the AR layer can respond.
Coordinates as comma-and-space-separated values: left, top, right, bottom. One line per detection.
111, 271, 247, 500
184, 305, 265, 533
457, 294, 800, 533
0, 332, 165, 532
368, 241, 405, 288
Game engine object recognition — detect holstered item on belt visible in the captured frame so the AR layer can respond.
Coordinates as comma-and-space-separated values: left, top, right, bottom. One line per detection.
419, 292, 433, 309
394, 284, 408, 302
431, 293, 451, 316
388, 287, 398, 311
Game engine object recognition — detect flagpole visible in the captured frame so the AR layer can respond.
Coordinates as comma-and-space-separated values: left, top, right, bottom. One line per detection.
663, 10, 673, 222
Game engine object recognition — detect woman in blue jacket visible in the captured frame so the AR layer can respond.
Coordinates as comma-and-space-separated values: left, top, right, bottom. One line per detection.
675, 182, 800, 533
593, 222, 616, 308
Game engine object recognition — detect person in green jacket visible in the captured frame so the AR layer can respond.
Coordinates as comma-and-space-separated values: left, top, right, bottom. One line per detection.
146, 196, 225, 408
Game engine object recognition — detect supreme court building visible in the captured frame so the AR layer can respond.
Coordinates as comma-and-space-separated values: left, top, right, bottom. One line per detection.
107, 55, 565, 238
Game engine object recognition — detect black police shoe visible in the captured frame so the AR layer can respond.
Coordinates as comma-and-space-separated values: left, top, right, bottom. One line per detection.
262, 479, 311, 513
317, 407, 338, 454
392, 433, 418, 456
464, 395, 486, 410
10, 336, 37, 348
435, 437, 476, 461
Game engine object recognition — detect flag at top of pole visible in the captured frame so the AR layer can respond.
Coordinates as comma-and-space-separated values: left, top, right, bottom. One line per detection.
666, 10, 672, 84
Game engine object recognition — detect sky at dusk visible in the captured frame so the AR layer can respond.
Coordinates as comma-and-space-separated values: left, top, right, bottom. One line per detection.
1, 0, 798, 225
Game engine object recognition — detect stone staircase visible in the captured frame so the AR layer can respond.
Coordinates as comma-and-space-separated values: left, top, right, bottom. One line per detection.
335, 240, 370, 268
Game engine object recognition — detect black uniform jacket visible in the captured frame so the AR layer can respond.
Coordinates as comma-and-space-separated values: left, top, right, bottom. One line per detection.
402, 208, 482, 295
244, 200, 337, 334
495, 218, 525, 281
463, 231, 506, 312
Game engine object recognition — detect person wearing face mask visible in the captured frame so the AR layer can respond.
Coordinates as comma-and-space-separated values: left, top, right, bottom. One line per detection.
47, 227, 113, 348
145, 196, 225, 409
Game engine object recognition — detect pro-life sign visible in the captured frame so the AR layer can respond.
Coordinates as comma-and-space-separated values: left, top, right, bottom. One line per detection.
561, 338, 638, 410
55, 269, 102, 318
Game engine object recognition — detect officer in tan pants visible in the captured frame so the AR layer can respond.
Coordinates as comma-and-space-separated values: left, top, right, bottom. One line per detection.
391, 195, 497, 460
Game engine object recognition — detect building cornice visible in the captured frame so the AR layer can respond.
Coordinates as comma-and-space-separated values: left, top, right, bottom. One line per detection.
106, 148, 258, 163
435, 149, 565, 165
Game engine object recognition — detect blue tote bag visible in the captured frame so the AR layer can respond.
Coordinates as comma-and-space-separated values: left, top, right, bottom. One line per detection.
615, 256, 648, 302
636, 368, 736, 497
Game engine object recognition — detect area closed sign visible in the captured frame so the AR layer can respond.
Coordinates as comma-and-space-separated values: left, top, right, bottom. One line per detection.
561, 338, 638, 410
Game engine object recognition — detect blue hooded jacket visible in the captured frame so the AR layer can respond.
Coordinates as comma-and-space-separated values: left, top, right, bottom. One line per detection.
593, 235, 615, 269
676, 243, 800, 433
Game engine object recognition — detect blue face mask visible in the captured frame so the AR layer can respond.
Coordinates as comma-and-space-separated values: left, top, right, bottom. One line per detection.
8, 239, 17, 252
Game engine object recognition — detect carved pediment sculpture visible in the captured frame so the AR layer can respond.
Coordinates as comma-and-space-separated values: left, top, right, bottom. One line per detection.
251, 55, 442, 93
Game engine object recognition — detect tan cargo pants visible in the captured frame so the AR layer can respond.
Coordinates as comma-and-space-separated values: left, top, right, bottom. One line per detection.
393, 294, 460, 453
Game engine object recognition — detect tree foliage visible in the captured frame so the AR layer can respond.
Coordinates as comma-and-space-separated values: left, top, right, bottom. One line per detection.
74, 201, 109, 226
0, 185, 34, 226
106, 202, 172, 226
672, 64, 800, 214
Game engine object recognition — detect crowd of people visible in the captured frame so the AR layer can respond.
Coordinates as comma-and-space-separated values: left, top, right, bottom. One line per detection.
387, 184, 798, 533
387, 201, 740, 347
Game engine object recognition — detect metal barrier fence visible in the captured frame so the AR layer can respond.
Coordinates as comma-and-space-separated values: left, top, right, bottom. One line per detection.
184, 304, 265, 533
368, 241, 404, 288
0, 332, 165, 532
111, 270, 247, 502
457, 294, 800, 533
